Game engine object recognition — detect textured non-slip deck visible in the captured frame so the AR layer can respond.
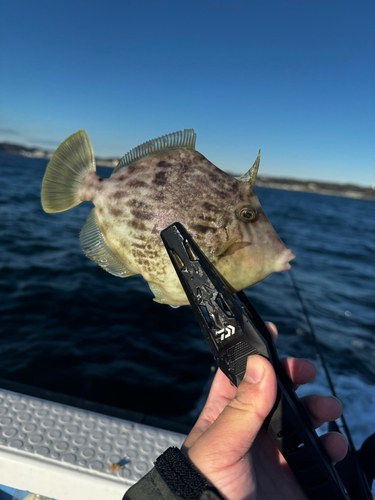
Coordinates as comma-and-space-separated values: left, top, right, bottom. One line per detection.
0, 387, 186, 500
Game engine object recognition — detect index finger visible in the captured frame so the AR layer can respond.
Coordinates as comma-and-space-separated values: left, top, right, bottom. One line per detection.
183, 368, 236, 450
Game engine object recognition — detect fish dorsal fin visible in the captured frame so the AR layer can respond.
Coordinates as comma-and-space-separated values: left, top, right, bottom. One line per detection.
79, 209, 134, 277
111, 129, 196, 175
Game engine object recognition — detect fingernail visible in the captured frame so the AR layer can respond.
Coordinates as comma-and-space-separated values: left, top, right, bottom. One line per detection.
244, 356, 265, 384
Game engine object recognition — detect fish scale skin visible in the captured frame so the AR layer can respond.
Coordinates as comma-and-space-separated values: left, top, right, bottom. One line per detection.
79, 149, 289, 306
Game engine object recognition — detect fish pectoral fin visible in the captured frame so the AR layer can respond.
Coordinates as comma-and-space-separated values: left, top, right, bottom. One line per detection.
214, 235, 241, 257
79, 209, 134, 278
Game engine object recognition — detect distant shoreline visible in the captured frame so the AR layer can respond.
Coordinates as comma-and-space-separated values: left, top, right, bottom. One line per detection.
0, 141, 119, 167
1, 141, 374, 201
255, 176, 375, 201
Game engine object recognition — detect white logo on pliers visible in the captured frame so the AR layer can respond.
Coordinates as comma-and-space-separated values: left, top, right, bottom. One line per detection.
216, 325, 235, 341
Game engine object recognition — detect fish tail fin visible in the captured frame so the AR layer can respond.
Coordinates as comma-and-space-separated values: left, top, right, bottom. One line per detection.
41, 130, 96, 213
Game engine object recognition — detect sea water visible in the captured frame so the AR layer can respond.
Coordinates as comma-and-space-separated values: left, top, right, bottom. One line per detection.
1, 152, 374, 452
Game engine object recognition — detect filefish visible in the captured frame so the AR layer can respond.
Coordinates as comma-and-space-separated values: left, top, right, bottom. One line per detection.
41, 129, 295, 306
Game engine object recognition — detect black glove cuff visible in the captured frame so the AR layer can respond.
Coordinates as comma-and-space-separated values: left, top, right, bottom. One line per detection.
155, 446, 224, 500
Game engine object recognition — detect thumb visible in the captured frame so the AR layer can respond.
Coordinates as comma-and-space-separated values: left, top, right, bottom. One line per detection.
188, 355, 277, 468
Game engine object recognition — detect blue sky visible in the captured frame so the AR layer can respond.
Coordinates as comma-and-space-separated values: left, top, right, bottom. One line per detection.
1, 0, 374, 186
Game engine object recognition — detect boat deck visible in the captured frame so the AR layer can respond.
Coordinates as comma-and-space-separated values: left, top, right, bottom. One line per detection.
0, 387, 186, 499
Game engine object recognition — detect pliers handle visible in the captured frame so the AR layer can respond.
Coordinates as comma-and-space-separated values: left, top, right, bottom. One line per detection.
161, 222, 350, 500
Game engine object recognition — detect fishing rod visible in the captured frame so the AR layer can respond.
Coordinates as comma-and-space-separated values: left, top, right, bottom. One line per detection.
162, 222, 351, 500
288, 270, 352, 442
288, 269, 374, 500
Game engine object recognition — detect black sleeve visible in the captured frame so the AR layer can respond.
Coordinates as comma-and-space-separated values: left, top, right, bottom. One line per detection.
123, 447, 224, 500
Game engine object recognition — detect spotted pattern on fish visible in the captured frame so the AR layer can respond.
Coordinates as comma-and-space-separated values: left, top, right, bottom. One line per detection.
92, 150, 245, 295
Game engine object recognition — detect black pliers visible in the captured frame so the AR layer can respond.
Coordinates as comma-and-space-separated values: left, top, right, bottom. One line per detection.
161, 222, 350, 500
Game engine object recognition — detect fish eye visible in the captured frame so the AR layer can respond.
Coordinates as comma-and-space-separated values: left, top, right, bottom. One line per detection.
236, 205, 257, 222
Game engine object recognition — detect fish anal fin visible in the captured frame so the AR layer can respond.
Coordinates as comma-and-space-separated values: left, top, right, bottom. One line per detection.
148, 282, 164, 300
79, 209, 134, 277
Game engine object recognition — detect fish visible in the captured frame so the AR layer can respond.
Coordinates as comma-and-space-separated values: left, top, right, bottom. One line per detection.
41, 129, 295, 306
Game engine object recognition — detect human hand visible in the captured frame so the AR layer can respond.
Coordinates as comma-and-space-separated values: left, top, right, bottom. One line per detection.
182, 322, 348, 500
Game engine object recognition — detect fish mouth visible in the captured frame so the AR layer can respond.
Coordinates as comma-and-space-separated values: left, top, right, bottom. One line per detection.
278, 248, 296, 272
281, 262, 292, 272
